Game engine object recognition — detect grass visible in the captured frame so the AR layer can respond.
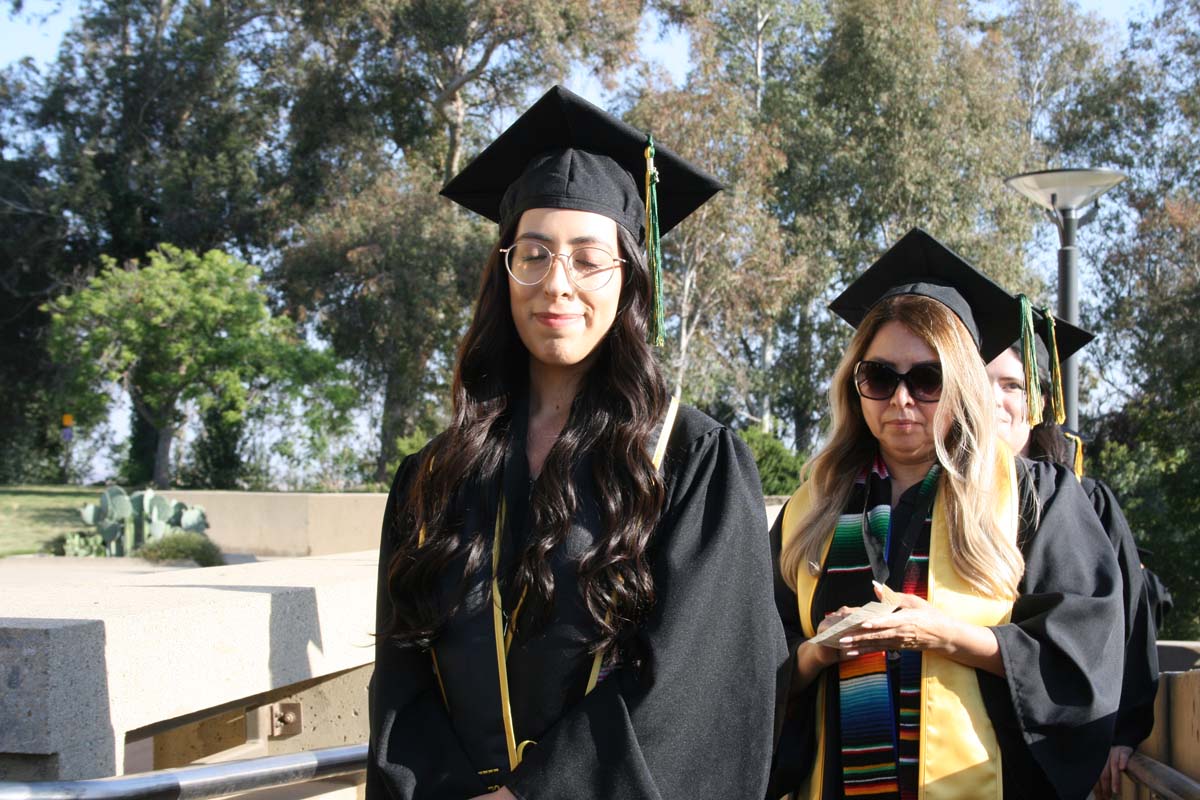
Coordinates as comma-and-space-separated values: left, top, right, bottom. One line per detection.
0, 485, 98, 557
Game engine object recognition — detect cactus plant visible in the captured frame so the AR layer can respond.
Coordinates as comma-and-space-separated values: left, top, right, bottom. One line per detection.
78, 486, 211, 558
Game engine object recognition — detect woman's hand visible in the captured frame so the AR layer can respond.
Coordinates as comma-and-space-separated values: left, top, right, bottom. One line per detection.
469, 788, 517, 800
839, 589, 955, 656
1094, 745, 1133, 800
839, 585, 1005, 676
793, 608, 855, 690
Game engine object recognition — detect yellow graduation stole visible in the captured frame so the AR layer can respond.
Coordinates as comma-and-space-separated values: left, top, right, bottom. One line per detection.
780, 450, 1018, 800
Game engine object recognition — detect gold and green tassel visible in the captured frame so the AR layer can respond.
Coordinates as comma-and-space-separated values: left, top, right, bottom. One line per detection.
644, 135, 664, 347
1041, 309, 1067, 426
1018, 295, 1044, 426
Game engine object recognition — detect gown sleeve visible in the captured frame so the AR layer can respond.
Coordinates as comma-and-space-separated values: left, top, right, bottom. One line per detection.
980, 460, 1126, 800
764, 498, 822, 798
503, 422, 790, 800
366, 454, 489, 800
1084, 478, 1159, 748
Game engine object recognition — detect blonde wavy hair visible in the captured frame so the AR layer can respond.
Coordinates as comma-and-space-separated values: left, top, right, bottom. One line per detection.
781, 294, 1024, 601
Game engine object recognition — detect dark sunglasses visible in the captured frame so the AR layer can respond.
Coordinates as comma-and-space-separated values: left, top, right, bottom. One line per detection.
854, 360, 943, 403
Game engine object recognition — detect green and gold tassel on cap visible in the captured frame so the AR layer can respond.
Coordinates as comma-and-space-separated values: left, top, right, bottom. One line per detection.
1042, 309, 1067, 426
1018, 295, 1044, 426
1043, 308, 1084, 476
645, 135, 664, 347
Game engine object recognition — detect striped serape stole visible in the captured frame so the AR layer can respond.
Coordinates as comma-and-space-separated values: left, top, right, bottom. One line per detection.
829, 459, 939, 800
895, 466, 938, 800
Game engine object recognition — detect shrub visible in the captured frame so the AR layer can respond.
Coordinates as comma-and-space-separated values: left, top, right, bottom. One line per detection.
739, 427, 805, 496
137, 531, 224, 567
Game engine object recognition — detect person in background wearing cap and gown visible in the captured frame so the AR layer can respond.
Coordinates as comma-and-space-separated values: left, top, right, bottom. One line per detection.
767, 228, 1124, 800
985, 306, 1158, 800
366, 85, 786, 800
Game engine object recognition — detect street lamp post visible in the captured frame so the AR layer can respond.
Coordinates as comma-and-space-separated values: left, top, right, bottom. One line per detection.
1003, 168, 1126, 431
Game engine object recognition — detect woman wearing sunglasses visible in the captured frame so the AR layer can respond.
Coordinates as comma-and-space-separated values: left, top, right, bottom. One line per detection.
367, 87, 786, 800
768, 229, 1124, 800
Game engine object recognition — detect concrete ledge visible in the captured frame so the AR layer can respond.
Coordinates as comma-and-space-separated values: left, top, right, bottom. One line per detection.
0, 552, 378, 779
167, 492, 388, 557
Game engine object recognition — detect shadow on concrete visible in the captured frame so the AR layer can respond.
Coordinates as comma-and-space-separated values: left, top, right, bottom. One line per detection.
0, 618, 116, 780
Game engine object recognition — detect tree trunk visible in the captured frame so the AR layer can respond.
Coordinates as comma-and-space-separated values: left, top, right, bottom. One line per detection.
374, 365, 418, 484
153, 421, 175, 489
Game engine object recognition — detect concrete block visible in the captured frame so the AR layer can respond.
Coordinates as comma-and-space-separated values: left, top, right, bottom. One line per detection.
0, 551, 378, 779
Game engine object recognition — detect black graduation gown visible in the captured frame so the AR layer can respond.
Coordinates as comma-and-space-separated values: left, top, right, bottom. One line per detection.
1079, 476, 1159, 748
769, 459, 1125, 800
367, 405, 788, 800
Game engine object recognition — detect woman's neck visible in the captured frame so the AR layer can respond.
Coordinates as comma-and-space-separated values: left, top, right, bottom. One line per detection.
881, 455, 936, 506
525, 358, 589, 477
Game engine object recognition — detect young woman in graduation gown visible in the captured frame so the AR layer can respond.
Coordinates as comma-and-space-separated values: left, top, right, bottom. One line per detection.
986, 312, 1159, 800
768, 228, 1126, 800
367, 86, 787, 800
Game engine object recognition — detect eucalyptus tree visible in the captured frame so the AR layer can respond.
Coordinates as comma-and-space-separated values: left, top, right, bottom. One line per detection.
766, 0, 1039, 447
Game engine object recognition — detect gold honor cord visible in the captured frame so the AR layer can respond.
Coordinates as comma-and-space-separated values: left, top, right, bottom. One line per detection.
497, 391, 682, 767
418, 392, 683, 772
584, 391, 681, 695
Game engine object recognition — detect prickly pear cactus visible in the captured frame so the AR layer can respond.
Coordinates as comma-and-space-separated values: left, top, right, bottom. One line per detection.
77, 486, 213, 558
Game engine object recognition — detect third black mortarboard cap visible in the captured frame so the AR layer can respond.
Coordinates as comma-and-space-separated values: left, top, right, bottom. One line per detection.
440, 85, 723, 244
829, 228, 1021, 361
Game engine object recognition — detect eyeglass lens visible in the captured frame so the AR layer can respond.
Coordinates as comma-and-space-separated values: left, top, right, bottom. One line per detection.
505, 241, 618, 291
855, 361, 942, 402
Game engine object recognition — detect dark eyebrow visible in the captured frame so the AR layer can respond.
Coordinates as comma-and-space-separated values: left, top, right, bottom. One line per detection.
515, 232, 612, 247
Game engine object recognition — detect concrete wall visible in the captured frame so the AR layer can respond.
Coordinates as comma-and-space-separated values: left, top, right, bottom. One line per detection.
0, 552, 377, 780
168, 491, 389, 557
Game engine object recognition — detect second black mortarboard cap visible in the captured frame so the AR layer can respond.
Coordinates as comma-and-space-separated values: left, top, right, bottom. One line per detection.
439, 85, 723, 244
829, 228, 1022, 362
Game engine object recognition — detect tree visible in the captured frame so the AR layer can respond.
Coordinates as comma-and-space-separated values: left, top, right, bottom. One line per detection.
45, 245, 348, 488
2, 0, 295, 481
279, 166, 491, 480
765, 0, 1041, 446
642, 1, 818, 431
991, 0, 1111, 157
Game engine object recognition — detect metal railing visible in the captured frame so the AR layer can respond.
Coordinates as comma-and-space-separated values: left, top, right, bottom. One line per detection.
1127, 753, 1200, 800
0, 744, 366, 800
2, 744, 1197, 800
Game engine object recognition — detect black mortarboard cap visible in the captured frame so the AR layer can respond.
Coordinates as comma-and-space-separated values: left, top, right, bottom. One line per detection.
440, 85, 723, 244
829, 228, 1021, 361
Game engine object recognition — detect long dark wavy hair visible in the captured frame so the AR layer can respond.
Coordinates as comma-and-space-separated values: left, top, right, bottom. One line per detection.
383, 222, 669, 655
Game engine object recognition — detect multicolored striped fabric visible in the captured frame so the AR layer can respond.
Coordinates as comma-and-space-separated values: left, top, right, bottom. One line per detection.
827, 458, 939, 800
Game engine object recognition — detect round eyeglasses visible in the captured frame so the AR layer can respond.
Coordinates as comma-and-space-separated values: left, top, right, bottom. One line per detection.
500, 240, 625, 291
854, 360, 943, 403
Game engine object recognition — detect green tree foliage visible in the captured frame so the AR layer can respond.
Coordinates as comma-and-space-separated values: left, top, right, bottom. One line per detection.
739, 426, 804, 495
642, 0, 816, 433
766, 0, 1041, 447
1055, 0, 1200, 637
45, 245, 350, 488
1, 0, 294, 482
279, 167, 491, 481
